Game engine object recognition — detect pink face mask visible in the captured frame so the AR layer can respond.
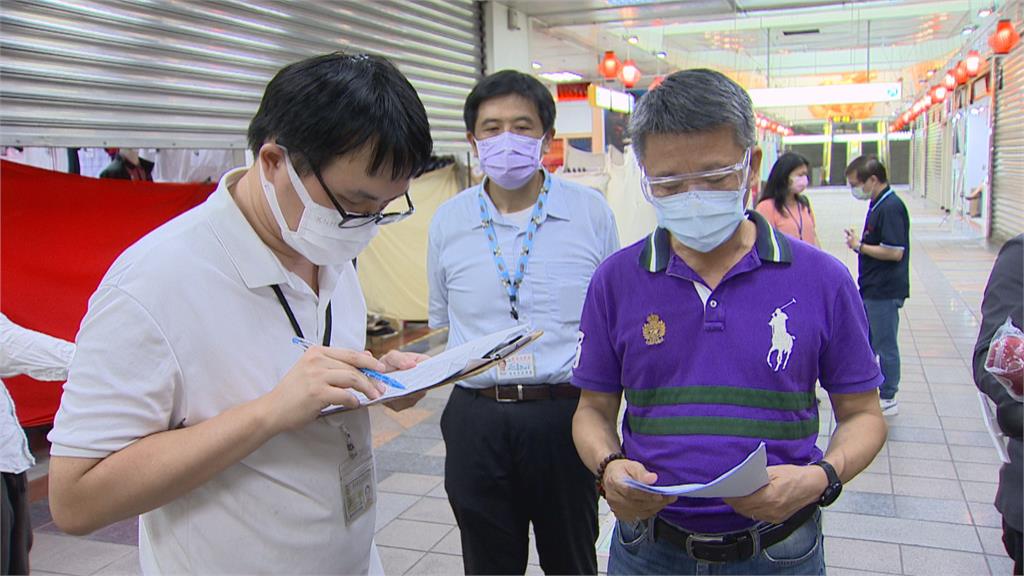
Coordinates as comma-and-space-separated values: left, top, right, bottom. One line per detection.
475, 131, 544, 190
790, 174, 809, 194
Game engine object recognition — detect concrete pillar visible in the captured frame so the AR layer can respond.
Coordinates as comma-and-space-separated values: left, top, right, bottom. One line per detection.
483, 1, 532, 75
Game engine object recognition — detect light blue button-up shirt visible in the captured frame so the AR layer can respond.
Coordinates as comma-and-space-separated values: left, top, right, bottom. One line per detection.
428, 172, 620, 387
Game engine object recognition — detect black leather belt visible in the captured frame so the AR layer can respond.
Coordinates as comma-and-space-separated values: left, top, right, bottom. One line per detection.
653, 504, 818, 563
472, 383, 580, 402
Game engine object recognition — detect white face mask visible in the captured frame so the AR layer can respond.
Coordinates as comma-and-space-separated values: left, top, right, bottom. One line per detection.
850, 184, 872, 201
259, 154, 378, 266
651, 190, 746, 253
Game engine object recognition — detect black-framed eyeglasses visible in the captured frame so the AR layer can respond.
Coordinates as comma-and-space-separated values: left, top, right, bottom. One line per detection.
279, 143, 415, 229
309, 167, 415, 229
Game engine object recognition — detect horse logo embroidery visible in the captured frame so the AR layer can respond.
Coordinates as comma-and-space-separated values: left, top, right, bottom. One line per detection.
767, 299, 797, 372
643, 314, 666, 346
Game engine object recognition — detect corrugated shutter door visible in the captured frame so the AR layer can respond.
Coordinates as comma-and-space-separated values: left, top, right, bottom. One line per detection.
0, 0, 482, 152
992, 29, 1024, 243
912, 125, 927, 195
926, 113, 943, 200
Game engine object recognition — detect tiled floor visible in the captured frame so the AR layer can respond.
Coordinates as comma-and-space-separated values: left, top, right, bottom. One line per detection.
26, 187, 1016, 575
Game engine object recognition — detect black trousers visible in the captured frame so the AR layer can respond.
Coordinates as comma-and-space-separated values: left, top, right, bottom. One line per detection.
1005, 519, 1023, 576
1, 472, 31, 575
441, 386, 598, 575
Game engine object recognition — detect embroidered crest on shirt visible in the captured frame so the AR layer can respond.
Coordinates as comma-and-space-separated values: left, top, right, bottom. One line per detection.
643, 314, 666, 346
767, 299, 797, 372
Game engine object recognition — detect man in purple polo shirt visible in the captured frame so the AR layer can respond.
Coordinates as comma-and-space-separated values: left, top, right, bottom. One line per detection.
571, 69, 888, 575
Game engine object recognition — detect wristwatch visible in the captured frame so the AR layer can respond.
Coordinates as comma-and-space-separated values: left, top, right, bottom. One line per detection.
812, 460, 842, 507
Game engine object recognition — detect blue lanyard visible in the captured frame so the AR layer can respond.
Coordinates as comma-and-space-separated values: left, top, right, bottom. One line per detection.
478, 173, 551, 321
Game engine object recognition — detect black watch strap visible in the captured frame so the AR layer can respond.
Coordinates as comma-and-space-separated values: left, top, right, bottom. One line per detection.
812, 459, 842, 507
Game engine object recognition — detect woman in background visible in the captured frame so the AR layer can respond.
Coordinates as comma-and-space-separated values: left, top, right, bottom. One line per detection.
755, 152, 819, 247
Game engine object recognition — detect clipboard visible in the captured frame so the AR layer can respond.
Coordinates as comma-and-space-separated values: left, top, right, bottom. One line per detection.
320, 328, 543, 415
439, 329, 543, 384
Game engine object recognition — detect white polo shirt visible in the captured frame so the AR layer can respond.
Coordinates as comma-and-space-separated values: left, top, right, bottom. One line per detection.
49, 168, 382, 575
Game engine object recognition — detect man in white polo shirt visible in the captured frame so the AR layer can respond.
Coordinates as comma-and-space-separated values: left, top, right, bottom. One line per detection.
46, 53, 434, 574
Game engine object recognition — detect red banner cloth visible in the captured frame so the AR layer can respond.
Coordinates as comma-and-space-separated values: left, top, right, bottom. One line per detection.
1, 160, 216, 426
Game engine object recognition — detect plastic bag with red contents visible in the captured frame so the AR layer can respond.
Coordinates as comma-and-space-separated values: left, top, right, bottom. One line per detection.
985, 317, 1024, 402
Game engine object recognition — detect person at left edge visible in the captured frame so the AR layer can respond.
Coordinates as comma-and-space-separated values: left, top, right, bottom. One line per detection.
46, 53, 433, 575
428, 70, 619, 575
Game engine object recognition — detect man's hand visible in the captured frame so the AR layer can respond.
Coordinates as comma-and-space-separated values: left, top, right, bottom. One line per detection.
379, 350, 431, 372
844, 228, 860, 252
380, 350, 431, 411
724, 464, 826, 524
602, 459, 677, 523
266, 346, 388, 432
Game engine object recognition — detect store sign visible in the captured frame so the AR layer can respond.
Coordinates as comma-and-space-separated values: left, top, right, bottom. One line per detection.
588, 84, 635, 113
557, 83, 590, 102
750, 83, 903, 108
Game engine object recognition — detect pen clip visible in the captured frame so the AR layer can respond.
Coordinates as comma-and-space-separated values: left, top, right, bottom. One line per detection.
484, 334, 525, 360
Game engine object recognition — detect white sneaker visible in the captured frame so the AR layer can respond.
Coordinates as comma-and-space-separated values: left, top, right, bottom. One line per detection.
880, 398, 899, 416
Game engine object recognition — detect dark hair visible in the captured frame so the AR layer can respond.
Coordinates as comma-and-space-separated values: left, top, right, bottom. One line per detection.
463, 70, 556, 134
629, 68, 754, 160
845, 155, 888, 184
761, 152, 811, 212
247, 52, 432, 180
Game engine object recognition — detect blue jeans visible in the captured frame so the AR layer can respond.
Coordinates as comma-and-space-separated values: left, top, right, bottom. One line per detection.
608, 510, 825, 575
863, 298, 904, 400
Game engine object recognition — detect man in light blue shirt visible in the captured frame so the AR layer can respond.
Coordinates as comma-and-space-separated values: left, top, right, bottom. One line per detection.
428, 70, 619, 575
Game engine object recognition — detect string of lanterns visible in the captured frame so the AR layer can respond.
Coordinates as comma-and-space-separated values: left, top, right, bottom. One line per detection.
891, 19, 1018, 132
755, 114, 794, 136
599, 50, 643, 88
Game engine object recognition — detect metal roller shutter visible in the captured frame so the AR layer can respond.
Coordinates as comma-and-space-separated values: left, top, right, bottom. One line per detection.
991, 25, 1024, 243
912, 125, 927, 195
0, 0, 482, 152
925, 113, 943, 200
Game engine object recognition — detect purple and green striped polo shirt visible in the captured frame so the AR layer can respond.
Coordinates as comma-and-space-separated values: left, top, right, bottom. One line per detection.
572, 211, 882, 534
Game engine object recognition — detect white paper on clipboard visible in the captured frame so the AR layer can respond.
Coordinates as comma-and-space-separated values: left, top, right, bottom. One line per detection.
321, 325, 539, 414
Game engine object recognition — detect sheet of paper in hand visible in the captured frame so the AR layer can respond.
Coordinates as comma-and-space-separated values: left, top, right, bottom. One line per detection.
623, 442, 769, 498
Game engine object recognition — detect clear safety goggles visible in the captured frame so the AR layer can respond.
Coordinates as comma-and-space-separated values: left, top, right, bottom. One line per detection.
641, 148, 752, 201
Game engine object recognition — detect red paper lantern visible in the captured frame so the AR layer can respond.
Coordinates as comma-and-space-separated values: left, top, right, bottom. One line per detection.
954, 61, 969, 85
966, 50, 982, 76
943, 71, 957, 90
599, 51, 622, 79
619, 59, 641, 88
932, 85, 948, 103
649, 75, 665, 90
989, 19, 1021, 55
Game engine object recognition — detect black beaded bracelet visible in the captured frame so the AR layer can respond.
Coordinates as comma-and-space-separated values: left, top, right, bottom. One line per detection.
595, 451, 627, 497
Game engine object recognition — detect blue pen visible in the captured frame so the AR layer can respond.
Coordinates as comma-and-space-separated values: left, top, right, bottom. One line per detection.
291, 336, 406, 389
361, 368, 406, 390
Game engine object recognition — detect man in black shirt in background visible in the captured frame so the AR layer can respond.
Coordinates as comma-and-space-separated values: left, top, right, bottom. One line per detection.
845, 156, 910, 416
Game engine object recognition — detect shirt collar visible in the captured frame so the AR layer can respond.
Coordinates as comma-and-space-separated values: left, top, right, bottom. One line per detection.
205, 167, 292, 290
637, 210, 793, 273
472, 170, 570, 229
869, 185, 893, 208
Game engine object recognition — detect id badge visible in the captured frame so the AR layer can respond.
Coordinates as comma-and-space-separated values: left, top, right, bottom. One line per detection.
496, 352, 536, 380
340, 454, 375, 526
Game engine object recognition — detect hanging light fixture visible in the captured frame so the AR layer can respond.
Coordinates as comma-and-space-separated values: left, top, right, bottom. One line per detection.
943, 71, 957, 90
989, 19, 1021, 54
932, 85, 948, 103
619, 59, 642, 88
599, 51, 622, 79
954, 60, 969, 84
965, 50, 982, 76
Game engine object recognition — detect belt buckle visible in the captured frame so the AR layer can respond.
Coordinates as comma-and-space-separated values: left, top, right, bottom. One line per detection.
495, 384, 523, 402
684, 533, 726, 563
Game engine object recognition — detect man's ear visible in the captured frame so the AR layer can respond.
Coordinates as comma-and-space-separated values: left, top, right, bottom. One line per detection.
258, 142, 287, 180
466, 132, 479, 158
